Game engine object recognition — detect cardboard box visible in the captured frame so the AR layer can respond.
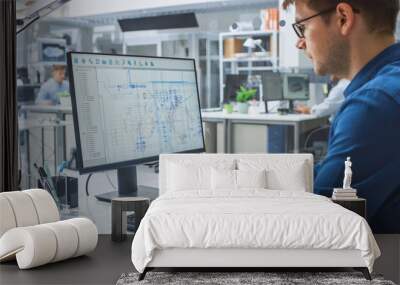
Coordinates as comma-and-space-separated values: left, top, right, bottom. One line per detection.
224, 38, 244, 58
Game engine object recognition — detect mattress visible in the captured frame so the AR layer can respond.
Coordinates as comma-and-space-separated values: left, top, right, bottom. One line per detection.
131, 190, 380, 273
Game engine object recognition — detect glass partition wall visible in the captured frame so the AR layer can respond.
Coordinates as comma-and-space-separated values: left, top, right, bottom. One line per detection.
16, 0, 268, 230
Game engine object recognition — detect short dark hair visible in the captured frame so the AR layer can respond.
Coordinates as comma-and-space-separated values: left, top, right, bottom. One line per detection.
283, 0, 399, 35
52, 65, 66, 72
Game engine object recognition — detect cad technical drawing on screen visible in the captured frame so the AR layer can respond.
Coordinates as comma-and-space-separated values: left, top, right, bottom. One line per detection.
69, 53, 204, 171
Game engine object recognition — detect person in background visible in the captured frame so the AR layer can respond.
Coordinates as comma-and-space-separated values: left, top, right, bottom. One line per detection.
35, 65, 69, 105
295, 75, 350, 122
283, 0, 400, 233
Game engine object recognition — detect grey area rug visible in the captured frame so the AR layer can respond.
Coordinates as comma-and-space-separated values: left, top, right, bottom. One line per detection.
116, 272, 396, 285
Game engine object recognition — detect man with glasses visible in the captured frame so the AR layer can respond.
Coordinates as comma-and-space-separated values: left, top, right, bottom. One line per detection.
283, 0, 400, 234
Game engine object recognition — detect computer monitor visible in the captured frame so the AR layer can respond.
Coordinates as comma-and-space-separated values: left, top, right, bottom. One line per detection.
259, 72, 283, 113
282, 73, 310, 112
67, 52, 205, 201
17, 85, 40, 104
283, 73, 310, 101
261, 72, 283, 102
223, 74, 249, 103
34, 38, 67, 63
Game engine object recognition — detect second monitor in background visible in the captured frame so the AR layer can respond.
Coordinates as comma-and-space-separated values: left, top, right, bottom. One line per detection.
17, 84, 41, 105
261, 72, 283, 112
262, 72, 309, 113
223, 74, 249, 103
283, 73, 310, 112
283, 73, 310, 100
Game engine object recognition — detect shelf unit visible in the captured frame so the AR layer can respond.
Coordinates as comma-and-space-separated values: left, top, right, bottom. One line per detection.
219, 30, 279, 106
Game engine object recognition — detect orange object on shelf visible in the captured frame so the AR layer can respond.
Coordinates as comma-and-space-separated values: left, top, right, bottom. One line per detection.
262, 8, 280, 31
223, 38, 244, 58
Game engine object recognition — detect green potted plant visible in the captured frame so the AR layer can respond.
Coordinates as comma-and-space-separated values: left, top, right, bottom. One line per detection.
236, 85, 257, 114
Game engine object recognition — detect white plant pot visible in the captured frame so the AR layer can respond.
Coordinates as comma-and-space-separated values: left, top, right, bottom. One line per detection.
237, 102, 249, 114
60, 96, 71, 106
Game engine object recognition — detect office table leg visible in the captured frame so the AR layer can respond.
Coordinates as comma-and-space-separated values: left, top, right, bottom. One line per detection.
294, 123, 300, 153
55, 113, 66, 170
265, 125, 269, 153
54, 126, 57, 173
27, 130, 31, 187
226, 119, 232, 153
223, 119, 229, 153
41, 128, 45, 167
62, 113, 67, 161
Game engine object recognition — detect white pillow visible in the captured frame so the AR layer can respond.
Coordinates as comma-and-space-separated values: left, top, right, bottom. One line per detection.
168, 163, 210, 191
211, 168, 267, 190
265, 162, 307, 191
236, 169, 267, 189
237, 159, 308, 191
211, 168, 236, 190
167, 159, 236, 192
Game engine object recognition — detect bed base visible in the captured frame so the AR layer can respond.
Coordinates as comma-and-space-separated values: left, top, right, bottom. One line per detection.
138, 267, 371, 281
138, 248, 372, 281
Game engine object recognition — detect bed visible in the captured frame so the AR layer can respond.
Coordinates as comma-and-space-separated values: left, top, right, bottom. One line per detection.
131, 154, 380, 280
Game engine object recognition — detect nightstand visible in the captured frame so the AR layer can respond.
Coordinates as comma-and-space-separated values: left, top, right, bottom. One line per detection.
331, 198, 366, 218
111, 197, 150, 242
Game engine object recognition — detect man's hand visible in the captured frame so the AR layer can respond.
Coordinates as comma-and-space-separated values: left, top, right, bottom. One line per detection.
295, 104, 311, 114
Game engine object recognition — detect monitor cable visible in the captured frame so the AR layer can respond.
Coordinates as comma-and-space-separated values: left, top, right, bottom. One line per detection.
85, 172, 116, 196
85, 173, 93, 196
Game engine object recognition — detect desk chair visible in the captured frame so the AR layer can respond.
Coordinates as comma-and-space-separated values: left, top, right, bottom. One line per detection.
302, 125, 330, 164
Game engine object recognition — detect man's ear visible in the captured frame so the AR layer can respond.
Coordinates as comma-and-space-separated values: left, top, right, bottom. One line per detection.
336, 3, 355, 36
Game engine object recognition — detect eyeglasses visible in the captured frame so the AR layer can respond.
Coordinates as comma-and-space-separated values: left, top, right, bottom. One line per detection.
292, 6, 360, 39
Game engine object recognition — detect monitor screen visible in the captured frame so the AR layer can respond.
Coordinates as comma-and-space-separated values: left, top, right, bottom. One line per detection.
283, 73, 310, 101
17, 84, 40, 103
68, 52, 205, 174
223, 74, 248, 103
261, 72, 283, 101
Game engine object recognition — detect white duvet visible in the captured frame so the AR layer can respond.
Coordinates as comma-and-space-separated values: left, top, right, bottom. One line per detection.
131, 190, 380, 273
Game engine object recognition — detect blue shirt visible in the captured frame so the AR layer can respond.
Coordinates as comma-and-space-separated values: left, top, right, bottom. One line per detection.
36, 78, 69, 105
314, 42, 400, 234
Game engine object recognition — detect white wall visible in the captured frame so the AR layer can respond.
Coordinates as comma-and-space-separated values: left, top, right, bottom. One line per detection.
278, 0, 312, 69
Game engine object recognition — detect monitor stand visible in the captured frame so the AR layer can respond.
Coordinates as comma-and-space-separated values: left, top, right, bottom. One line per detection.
288, 100, 295, 113
95, 165, 159, 203
264, 101, 269, 113
277, 100, 295, 115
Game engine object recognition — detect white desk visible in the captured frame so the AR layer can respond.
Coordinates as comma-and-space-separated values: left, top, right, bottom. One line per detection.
19, 119, 72, 131
201, 111, 328, 153
20, 105, 73, 115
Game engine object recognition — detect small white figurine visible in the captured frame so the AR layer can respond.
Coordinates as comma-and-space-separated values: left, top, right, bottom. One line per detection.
342, 157, 353, 189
